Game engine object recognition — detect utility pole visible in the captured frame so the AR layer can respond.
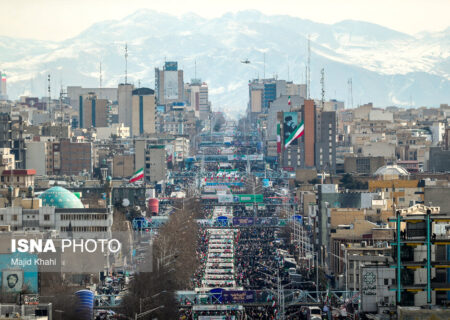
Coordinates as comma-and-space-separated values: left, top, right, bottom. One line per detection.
307, 35, 311, 99
320, 68, 325, 109
125, 43, 128, 84
347, 78, 353, 109
263, 52, 266, 79
47, 74, 51, 115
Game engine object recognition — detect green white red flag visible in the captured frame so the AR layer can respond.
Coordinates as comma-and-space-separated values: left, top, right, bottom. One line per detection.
288, 96, 291, 105
284, 120, 304, 149
129, 168, 144, 183
277, 123, 281, 153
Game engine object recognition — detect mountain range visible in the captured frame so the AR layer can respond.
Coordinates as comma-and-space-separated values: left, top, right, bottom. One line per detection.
1, 9, 449, 118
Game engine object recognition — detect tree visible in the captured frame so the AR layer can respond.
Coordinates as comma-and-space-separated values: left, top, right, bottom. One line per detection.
120, 197, 200, 318
340, 173, 368, 190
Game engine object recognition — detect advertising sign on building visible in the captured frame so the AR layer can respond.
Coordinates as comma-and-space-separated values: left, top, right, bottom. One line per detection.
238, 194, 263, 203
283, 112, 298, 146
222, 290, 256, 303
232, 217, 255, 226
218, 194, 234, 203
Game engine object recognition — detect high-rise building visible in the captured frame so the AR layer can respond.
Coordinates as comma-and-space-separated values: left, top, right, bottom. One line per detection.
0, 113, 26, 169
286, 82, 307, 98
278, 100, 336, 172
118, 83, 134, 130
59, 140, 93, 176
131, 88, 156, 136
0, 71, 7, 100
315, 110, 337, 172
67, 86, 117, 109
134, 140, 167, 184
79, 92, 109, 128
185, 79, 210, 120
248, 78, 288, 117
155, 61, 184, 105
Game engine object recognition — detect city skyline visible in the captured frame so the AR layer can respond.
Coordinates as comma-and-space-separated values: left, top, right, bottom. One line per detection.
1, 0, 449, 41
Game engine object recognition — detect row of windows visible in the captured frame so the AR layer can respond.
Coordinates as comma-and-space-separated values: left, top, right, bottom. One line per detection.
60, 214, 108, 220
61, 226, 107, 232
2, 214, 53, 221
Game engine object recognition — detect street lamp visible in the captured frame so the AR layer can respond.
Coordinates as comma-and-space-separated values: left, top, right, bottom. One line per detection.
327, 246, 348, 297
139, 290, 168, 313
135, 305, 164, 320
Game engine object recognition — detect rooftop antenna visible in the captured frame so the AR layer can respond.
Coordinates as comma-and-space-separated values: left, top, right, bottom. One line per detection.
48, 74, 51, 115
99, 61, 102, 93
263, 52, 266, 79
124, 43, 128, 84
307, 35, 311, 99
195, 60, 197, 79
347, 78, 353, 109
138, 79, 141, 88
320, 68, 325, 109
304, 64, 307, 85
287, 63, 290, 82
59, 85, 65, 126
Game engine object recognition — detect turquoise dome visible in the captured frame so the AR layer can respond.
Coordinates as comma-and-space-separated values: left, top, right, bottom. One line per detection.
38, 186, 84, 209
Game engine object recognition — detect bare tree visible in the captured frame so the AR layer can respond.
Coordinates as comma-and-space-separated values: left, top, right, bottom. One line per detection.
121, 197, 200, 318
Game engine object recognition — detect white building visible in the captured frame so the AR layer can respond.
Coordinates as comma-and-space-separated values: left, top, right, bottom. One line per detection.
360, 266, 396, 312
172, 137, 190, 164
430, 122, 445, 146
0, 186, 112, 238
368, 109, 394, 122
96, 123, 130, 140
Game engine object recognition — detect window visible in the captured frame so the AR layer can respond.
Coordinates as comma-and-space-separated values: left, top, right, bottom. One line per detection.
13, 215, 17, 221
44, 215, 50, 221
384, 279, 389, 285
0, 215, 3, 221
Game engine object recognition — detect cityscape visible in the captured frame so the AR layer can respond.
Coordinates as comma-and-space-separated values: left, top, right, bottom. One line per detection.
0, 1, 449, 319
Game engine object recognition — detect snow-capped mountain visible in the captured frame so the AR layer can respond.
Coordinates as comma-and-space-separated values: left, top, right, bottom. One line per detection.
1, 10, 449, 117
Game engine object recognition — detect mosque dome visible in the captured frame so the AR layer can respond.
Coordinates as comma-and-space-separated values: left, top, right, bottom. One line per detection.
38, 186, 84, 209
373, 165, 409, 177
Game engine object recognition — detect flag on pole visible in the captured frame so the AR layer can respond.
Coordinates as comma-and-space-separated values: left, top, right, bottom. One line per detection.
129, 168, 144, 183
288, 96, 291, 105
284, 120, 304, 149
276, 123, 281, 153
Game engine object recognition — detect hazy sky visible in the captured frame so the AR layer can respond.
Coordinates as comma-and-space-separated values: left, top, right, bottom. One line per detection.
1, 0, 449, 41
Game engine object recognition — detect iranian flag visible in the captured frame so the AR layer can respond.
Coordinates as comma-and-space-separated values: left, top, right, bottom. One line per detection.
284, 120, 305, 149
1, 73, 5, 82
288, 96, 291, 105
277, 123, 281, 153
129, 168, 144, 183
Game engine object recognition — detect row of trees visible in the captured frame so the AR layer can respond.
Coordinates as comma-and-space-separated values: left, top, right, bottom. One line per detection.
120, 197, 201, 319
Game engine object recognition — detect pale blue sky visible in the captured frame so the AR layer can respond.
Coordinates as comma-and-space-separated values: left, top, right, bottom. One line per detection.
1, 0, 449, 41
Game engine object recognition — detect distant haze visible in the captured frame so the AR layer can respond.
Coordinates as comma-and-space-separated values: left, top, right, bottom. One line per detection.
0, 0, 449, 41
1, 9, 449, 117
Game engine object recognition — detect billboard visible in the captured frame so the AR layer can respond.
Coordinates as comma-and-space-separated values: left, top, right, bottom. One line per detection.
164, 71, 178, 100
2, 269, 23, 293
232, 217, 255, 226
283, 112, 298, 146
0, 253, 38, 293
238, 194, 263, 203
222, 290, 256, 303
218, 194, 234, 203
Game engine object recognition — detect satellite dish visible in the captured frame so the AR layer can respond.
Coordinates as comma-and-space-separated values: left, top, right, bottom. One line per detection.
122, 198, 130, 207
